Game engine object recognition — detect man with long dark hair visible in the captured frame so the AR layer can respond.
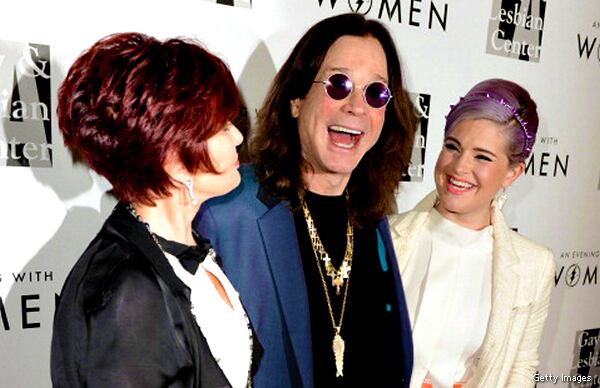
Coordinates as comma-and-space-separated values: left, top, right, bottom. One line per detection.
195, 13, 417, 388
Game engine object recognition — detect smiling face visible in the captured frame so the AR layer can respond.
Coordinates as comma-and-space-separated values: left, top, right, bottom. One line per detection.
290, 35, 388, 194
434, 119, 524, 229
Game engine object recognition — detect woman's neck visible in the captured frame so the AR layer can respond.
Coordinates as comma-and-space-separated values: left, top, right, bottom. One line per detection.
433, 202, 492, 231
132, 195, 199, 246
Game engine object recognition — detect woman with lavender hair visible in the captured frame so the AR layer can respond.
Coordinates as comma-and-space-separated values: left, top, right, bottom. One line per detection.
389, 79, 556, 388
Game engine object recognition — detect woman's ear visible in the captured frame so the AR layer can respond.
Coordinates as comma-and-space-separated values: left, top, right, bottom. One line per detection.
164, 156, 198, 205
163, 152, 188, 183
503, 162, 525, 189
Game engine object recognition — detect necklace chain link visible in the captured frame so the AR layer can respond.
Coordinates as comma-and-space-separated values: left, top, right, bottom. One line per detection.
300, 192, 354, 295
299, 190, 353, 378
126, 204, 165, 251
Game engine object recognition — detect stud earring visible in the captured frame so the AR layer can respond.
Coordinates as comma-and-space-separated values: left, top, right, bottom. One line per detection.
183, 178, 197, 206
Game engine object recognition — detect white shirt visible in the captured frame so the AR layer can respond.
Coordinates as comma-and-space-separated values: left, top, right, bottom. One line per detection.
405, 209, 493, 388
165, 250, 252, 388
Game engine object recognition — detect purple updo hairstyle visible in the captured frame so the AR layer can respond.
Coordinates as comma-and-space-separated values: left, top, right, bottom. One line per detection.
444, 78, 538, 163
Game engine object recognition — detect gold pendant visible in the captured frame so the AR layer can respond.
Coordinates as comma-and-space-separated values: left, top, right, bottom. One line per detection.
332, 276, 343, 295
333, 328, 345, 377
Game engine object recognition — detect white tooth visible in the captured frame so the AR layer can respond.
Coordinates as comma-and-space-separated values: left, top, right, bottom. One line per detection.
329, 125, 362, 135
449, 178, 473, 189
333, 141, 354, 149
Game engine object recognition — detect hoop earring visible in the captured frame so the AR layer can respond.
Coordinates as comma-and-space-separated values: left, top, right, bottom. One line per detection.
183, 178, 197, 206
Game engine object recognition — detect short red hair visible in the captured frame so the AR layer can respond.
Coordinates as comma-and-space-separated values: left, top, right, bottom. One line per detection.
58, 32, 240, 204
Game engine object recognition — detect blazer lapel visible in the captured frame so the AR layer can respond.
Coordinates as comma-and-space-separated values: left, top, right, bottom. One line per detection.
256, 197, 312, 388
391, 191, 438, 274
468, 206, 521, 385
378, 219, 415, 386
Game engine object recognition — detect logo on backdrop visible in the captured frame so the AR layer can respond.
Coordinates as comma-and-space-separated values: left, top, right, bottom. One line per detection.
0, 40, 52, 167
577, 21, 600, 64
524, 135, 569, 177
486, 0, 546, 62
202, 0, 252, 8
1, 270, 57, 331
348, 0, 373, 14
402, 92, 429, 182
317, 0, 449, 31
555, 249, 599, 288
570, 329, 600, 386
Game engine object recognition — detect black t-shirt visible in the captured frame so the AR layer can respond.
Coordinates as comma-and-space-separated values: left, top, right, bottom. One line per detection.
293, 191, 401, 388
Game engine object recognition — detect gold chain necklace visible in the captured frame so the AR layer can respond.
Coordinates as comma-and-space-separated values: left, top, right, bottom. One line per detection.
299, 190, 353, 378
299, 191, 354, 295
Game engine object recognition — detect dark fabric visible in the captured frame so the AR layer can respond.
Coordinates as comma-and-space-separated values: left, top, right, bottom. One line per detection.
50, 203, 252, 388
155, 232, 213, 274
154, 231, 264, 378
294, 191, 402, 388
194, 164, 413, 388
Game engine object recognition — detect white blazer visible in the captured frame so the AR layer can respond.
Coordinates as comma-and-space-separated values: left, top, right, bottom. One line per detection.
389, 191, 556, 388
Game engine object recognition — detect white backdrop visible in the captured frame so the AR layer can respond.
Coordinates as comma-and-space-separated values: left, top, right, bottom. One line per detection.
1, 1, 599, 387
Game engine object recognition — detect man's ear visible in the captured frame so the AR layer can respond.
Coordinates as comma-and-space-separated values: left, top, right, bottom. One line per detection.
290, 98, 301, 118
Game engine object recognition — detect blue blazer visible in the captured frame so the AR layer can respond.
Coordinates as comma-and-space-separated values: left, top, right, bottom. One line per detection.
194, 165, 413, 388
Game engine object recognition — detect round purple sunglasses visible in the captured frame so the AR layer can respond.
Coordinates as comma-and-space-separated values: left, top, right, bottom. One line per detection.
313, 73, 392, 109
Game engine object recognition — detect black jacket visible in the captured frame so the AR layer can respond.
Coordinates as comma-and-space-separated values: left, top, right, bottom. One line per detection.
51, 202, 252, 387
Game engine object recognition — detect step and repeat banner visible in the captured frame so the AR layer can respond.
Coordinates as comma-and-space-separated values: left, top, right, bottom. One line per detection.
1, 0, 598, 386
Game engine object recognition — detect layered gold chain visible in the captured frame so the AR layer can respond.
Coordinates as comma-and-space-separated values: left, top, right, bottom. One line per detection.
299, 191, 353, 295
299, 190, 353, 378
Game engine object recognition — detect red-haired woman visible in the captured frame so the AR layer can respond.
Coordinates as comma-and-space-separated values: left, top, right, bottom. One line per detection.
51, 33, 259, 388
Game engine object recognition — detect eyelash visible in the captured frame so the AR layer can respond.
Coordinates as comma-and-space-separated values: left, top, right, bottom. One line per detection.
445, 143, 493, 162
444, 143, 458, 151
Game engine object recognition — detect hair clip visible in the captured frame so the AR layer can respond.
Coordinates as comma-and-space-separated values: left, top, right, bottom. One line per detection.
484, 93, 532, 156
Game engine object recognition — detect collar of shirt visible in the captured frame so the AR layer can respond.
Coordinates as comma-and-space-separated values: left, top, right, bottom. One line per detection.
155, 232, 213, 274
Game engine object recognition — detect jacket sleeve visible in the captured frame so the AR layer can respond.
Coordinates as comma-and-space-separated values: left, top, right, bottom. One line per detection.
81, 261, 193, 388
505, 248, 556, 387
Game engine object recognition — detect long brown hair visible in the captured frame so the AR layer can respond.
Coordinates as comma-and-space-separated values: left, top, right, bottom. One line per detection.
251, 13, 417, 226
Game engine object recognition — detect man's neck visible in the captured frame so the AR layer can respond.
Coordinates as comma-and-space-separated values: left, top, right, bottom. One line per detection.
302, 171, 350, 196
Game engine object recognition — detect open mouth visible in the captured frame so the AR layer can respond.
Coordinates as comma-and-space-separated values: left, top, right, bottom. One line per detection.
447, 176, 476, 192
328, 125, 364, 149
